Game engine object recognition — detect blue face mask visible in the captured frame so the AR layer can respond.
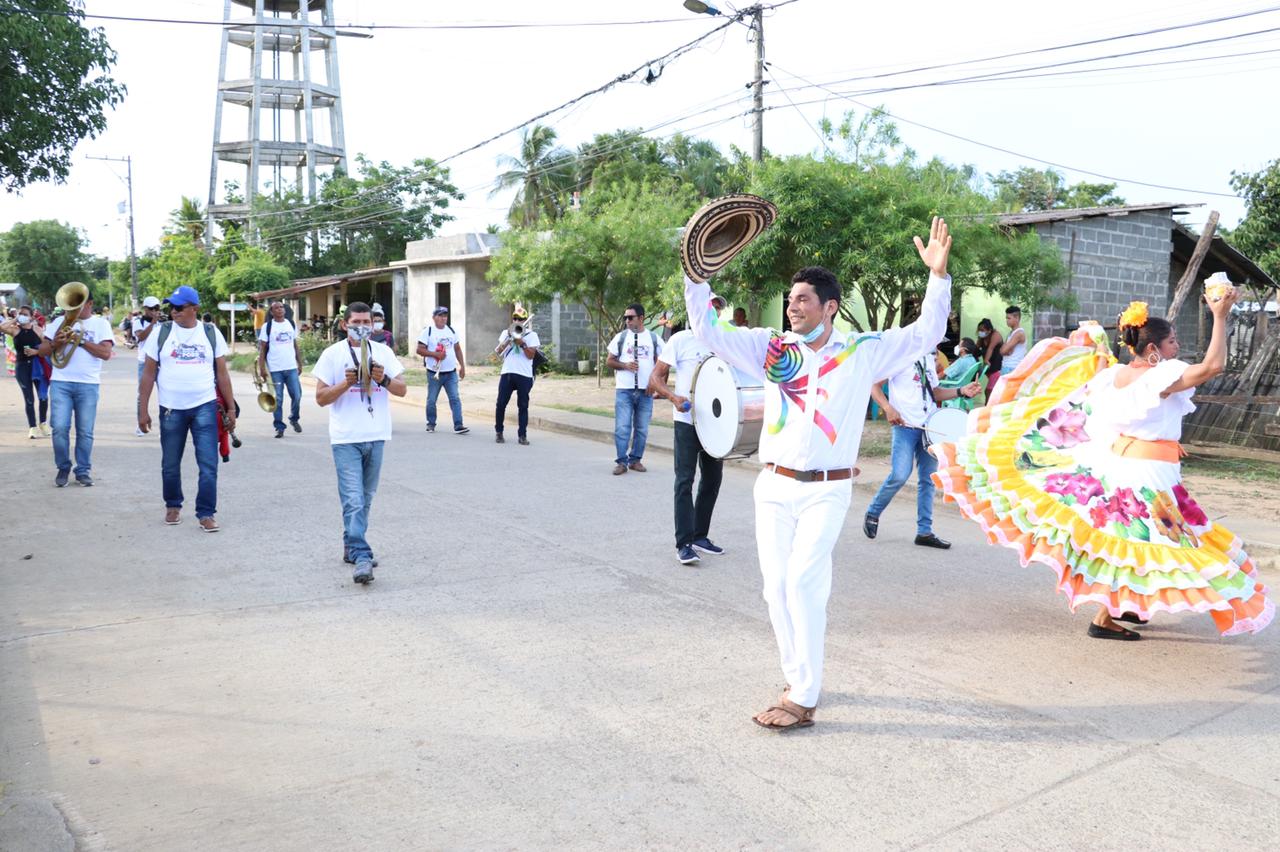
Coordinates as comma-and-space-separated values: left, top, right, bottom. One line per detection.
800, 322, 825, 344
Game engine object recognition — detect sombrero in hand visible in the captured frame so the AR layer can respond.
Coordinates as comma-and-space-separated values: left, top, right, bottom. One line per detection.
680, 194, 778, 283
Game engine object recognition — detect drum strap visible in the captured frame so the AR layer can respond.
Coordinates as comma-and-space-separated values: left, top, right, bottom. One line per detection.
914, 357, 937, 412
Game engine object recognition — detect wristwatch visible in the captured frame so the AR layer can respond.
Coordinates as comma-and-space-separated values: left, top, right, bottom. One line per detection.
377, 375, 391, 388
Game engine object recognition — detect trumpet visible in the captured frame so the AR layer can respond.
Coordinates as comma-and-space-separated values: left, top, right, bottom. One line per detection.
51, 281, 90, 369
252, 361, 277, 413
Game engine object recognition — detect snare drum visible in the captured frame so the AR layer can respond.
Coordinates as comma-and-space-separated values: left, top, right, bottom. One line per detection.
922, 407, 969, 452
690, 355, 765, 459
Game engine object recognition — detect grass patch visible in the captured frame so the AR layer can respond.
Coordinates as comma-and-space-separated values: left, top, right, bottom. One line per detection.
1183, 453, 1280, 484
859, 438, 891, 459
542, 402, 673, 427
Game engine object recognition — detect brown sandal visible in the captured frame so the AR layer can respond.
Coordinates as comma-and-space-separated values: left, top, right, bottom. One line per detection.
752, 697, 815, 732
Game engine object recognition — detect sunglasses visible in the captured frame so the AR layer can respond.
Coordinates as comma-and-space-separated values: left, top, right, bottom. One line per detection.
623, 314, 640, 320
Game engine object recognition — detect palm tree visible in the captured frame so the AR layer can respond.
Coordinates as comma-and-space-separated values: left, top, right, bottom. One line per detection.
169, 196, 206, 248
491, 124, 574, 227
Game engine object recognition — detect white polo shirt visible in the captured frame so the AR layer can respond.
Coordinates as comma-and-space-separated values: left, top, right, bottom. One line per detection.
44, 315, 114, 384
658, 330, 711, 425
608, 328, 661, 390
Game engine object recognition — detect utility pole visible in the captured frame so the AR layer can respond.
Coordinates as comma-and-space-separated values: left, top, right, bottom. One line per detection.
751, 4, 764, 163
88, 154, 139, 307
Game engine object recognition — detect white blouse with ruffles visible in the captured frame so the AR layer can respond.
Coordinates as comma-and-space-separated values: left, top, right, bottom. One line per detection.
1084, 359, 1196, 442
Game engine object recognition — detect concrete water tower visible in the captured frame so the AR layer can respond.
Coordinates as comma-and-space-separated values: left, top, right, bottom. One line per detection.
207, 0, 348, 233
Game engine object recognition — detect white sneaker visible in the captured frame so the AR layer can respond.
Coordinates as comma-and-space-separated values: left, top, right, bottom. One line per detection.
135, 427, 145, 437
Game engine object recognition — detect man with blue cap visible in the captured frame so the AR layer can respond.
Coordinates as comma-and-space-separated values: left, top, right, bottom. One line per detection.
137, 286, 237, 532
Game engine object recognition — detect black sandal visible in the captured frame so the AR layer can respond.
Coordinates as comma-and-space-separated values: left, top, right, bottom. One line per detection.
1116, 612, 1148, 625
1088, 622, 1141, 641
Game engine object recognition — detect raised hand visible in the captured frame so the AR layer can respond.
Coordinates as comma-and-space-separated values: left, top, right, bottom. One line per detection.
1207, 286, 1240, 319
913, 216, 952, 278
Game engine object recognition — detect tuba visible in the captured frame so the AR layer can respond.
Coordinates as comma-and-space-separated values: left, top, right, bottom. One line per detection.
252, 360, 277, 413
50, 281, 90, 369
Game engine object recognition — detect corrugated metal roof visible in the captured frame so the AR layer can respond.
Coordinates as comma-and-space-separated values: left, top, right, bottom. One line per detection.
998, 202, 1201, 227
1172, 223, 1276, 289
251, 265, 397, 300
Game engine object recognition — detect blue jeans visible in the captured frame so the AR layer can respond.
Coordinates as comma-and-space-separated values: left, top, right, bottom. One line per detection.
865, 425, 937, 535
270, 368, 302, 432
332, 441, 384, 562
427, 369, 464, 429
49, 381, 99, 476
160, 400, 220, 518
614, 389, 653, 464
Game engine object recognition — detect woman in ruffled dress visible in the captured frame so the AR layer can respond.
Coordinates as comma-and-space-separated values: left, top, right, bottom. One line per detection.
932, 286, 1273, 640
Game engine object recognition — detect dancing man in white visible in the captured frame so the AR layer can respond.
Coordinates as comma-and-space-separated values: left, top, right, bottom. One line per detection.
685, 217, 953, 731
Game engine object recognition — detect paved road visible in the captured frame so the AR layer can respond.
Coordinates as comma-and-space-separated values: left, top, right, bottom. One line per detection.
2, 356, 1278, 850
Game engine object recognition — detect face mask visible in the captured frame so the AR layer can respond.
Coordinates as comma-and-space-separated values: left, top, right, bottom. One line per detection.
977, 330, 988, 338
18, 314, 32, 325
800, 322, 825, 344
373, 321, 384, 331
348, 325, 372, 342
953, 345, 962, 356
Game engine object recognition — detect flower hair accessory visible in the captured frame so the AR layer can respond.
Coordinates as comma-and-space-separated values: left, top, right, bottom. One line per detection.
1118, 301, 1149, 330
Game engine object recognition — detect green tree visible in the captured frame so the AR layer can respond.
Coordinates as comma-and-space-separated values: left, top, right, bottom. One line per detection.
149, 234, 213, 307
212, 247, 289, 299
0, 219, 89, 304
491, 124, 574, 227
990, 167, 1125, 212
168, 196, 206, 248
1229, 158, 1280, 281
489, 180, 698, 380
0, 1, 127, 191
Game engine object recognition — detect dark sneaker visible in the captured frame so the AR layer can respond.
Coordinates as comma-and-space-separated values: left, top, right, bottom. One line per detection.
165, 508, 181, 525
55, 469, 70, 488
863, 514, 879, 539
343, 550, 378, 568
1088, 622, 1140, 641
678, 545, 701, 565
518, 436, 530, 446
495, 433, 505, 444
613, 463, 628, 476
353, 560, 375, 585
691, 538, 724, 555
275, 430, 285, 439
426, 424, 435, 432
454, 426, 470, 434
199, 517, 221, 533
628, 461, 646, 472
76, 475, 94, 487
291, 420, 301, 433
914, 533, 951, 549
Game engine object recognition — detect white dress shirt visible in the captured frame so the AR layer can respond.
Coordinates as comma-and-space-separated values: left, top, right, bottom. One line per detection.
684, 273, 951, 472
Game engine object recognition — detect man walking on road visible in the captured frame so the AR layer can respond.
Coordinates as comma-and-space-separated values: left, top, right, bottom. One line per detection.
38, 285, 114, 487
864, 354, 979, 548
417, 306, 468, 434
649, 328, 725, 566
313, 302, 407, 584
257, 299, 304, 438
606, 303, 661, 475
494, 307, 540, 445
137, 286, 237, 531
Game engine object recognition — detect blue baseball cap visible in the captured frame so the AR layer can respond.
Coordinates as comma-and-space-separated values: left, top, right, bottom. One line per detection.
166, 285, 201, 307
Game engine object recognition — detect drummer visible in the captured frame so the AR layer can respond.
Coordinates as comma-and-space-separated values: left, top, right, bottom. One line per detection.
863, 353, 980, 549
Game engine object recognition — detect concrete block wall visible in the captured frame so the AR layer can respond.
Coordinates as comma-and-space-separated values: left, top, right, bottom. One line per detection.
530, 297, 599, 364
1031, 210, 1174, 340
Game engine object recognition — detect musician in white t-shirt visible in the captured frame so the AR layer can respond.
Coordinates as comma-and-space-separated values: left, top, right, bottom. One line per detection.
864, 352, 979, 549
649, 328, 725, 566
493, 306, 540, 445
416, 305, 468, 434
37, 286, 115, 487
257, 299, 304, 437
137, 286, 237, 531
312, 301, 407, 584
605, 303, 662, 475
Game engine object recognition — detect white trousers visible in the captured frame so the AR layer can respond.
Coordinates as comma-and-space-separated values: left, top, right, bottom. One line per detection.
752, 469, 853, 708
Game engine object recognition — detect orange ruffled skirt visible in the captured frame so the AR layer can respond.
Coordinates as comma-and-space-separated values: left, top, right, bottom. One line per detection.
931, 337, 1273, 636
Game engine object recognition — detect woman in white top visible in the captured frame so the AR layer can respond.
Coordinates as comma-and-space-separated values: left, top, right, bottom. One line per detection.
932, 287, 1272, 641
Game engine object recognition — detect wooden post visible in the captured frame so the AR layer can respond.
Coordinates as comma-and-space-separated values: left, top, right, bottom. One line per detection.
1167, 210, 1219, 322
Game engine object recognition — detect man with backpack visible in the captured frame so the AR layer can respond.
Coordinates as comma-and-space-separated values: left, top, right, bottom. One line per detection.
605, 303, 661, 475
257, 298, 304, 438
416, 305, 468, 434
137, 286, 237, 532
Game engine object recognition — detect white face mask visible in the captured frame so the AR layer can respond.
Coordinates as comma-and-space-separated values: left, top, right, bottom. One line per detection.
977, 330, 988, 338
953, 345, 962, 356
373, 321, 384, 331
18, 314, 32, 325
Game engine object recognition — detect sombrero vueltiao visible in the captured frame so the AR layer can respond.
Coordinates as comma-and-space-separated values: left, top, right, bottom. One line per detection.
680, 194, 778, 283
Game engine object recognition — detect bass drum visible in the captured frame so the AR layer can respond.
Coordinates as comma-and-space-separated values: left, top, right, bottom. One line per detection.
922, 407, 969, 453
691, 355, 765, 460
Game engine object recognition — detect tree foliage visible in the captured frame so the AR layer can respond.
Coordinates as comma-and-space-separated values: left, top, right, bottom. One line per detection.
212, 246, 289, 299
0, 219, 89, 304
0, 1, 126, 191
990, 167, 1126, 212
489, 180, 698, 374
1229, 159, 1280, 281
492, 124, 574, 227
149, 234, 213, 307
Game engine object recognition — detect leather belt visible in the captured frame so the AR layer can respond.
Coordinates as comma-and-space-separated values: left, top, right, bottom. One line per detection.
766, 463, 857, 482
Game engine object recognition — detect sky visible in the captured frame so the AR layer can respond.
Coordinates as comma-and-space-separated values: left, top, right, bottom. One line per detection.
2, 0, 1279, 264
